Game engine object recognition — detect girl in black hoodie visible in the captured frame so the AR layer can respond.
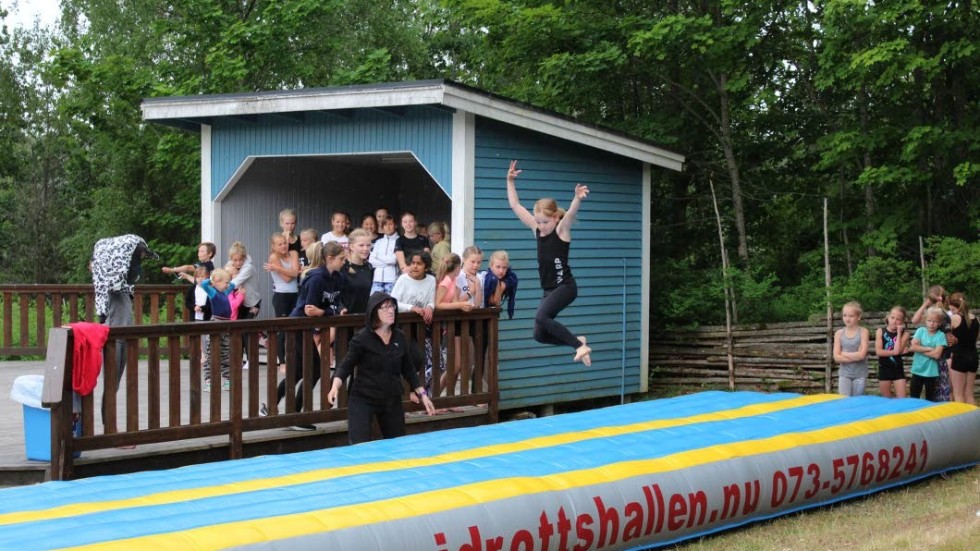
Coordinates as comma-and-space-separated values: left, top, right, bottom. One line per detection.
328, 292, 435, 443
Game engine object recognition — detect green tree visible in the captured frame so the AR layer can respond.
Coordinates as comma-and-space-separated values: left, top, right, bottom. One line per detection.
10, 0, 441, 282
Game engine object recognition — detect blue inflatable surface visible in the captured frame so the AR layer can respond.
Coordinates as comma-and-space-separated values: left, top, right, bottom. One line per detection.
0, 392, 976, 550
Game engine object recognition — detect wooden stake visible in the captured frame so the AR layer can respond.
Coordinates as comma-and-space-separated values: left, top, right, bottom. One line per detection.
710, 178, 736, 391
824, 197, 833, 393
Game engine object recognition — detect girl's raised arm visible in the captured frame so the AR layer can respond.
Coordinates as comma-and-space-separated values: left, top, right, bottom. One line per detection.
506, 160, 537, 231
557, 183, 589, 240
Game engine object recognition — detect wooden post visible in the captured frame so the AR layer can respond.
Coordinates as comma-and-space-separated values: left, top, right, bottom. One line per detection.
824, 198, 833, 393
42, 328, 74, 481
709, 179, 736, 391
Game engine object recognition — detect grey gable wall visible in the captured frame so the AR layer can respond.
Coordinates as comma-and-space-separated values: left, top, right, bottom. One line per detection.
472, 118, 645, 409
219, 157, 450, 319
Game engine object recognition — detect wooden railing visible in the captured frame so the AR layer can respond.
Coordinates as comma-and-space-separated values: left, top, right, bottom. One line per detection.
1, 284, 188, 356
41, 309, 500, 480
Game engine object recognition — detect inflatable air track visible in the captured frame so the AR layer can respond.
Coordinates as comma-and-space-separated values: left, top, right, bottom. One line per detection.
0, 392, 977, 550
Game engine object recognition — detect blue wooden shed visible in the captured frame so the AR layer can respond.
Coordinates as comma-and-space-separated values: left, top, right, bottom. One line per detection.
141, 80, 684, 409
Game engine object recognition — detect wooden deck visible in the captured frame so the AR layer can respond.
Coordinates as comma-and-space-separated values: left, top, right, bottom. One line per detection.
0, 356, 489, 487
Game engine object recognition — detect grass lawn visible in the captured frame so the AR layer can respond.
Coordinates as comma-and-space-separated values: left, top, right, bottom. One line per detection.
669, 465, 979, 551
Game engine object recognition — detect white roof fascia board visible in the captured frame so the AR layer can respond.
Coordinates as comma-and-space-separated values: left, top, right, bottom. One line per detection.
141, 84, 447, 121
442, 87, 684, 172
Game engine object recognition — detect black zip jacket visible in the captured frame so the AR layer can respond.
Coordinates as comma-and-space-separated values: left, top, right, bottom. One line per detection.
334, 292, 422, 400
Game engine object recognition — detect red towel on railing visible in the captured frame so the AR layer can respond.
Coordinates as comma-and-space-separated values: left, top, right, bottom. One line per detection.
70, 322, 110, 396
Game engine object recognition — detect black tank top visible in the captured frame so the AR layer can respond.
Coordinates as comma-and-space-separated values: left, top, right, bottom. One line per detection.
877, 328, 903, 370
536, 229, 574, 289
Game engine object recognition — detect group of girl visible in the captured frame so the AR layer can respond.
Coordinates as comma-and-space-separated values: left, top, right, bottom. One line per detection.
164, 241, 259, 391
262, 205, 523, 428
834, 285, 979, 404
168, 158, 591, 441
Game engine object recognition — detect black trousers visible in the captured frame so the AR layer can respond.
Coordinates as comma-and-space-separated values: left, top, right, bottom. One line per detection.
347, 393, 406, 444
533, 282, 580, 349
910, 374, 937, 402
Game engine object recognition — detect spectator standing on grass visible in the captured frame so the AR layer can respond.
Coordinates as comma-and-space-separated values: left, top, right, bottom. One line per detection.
947, 293, 979, 405
875, 306, 910, 398
833, 301, 869, 396
909, 307, 948, 402
911, 285, 954, 401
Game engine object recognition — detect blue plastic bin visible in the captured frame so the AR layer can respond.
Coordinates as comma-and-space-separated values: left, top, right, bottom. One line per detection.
23, 405, 80, 461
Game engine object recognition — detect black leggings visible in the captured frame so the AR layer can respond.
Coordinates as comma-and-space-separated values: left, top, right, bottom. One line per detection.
347, 393, 406, 444
272, 292, 298, 364
276, 331, 321, 412
533, 282, 581, 349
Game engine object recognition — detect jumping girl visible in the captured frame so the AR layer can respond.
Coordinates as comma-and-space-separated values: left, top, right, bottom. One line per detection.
506, 160, 591, 366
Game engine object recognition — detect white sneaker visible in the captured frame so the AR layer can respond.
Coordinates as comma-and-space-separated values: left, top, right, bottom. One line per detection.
242, 359, 249, 371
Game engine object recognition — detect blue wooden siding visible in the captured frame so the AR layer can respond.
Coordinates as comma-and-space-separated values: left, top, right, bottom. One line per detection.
472, 119, 645, 409
210, 108, 453, 199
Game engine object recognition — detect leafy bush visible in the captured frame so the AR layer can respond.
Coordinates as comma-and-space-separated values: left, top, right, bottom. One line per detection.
834, 255, 921, 313
923, 236, 980, 299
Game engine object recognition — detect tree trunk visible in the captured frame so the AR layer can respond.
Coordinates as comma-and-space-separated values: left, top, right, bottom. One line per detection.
838, 169, 854, 277
858, 86, 876, 256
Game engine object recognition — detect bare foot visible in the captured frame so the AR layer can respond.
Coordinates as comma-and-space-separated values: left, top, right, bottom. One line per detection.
574, 344, 592, 366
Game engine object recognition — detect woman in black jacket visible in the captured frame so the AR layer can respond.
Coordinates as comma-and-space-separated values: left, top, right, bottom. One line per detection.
328, 292, 435, 443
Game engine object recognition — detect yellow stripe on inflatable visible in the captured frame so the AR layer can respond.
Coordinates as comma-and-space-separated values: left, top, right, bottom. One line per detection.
0, 394, 838, 527
62, 400, 969, 551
